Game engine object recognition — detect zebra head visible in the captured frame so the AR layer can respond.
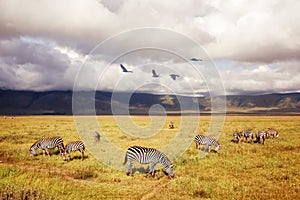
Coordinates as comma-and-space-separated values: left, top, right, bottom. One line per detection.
29, 141, 40, 156
29, 146, 37, 156
166, 164, 175, 178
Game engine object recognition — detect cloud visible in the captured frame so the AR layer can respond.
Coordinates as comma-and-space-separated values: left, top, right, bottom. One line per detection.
0, 0, 299, 95
200, 0, 300, 62
220, 61, 300, 95
0, 37, 77, 90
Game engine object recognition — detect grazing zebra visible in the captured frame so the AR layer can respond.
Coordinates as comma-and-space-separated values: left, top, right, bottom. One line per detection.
195, 135, 220, 152
266, 128, 279, 138
242, 130, 254, 143
232, 131, 242, 143
123, 146, 174, 178
94, 131, 101, 142
29, 137, 64, 158
63, 141, 85, 161
169, 121, 174, 129
256, 131, 266, 145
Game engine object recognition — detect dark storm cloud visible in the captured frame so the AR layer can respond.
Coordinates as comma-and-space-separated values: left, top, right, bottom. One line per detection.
0, 38, 75, 90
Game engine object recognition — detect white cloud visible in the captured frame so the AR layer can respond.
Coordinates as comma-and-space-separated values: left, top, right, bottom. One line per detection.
0, 0, 299, 95
220, 61, 300, 95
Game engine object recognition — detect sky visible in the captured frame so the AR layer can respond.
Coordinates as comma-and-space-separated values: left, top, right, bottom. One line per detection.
0, 0, 299, 96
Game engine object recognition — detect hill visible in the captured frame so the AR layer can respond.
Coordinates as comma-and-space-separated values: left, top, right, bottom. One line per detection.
0, 90, 299, 115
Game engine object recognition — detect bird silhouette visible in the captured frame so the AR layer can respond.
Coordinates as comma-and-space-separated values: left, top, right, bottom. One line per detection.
120, 64, 133, 73
152, 69, 159, 77
170, 74, 180, 80
190, 58, 203, 61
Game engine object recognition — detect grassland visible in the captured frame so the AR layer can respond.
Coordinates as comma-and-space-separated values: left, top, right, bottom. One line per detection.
0, 115, 299, 200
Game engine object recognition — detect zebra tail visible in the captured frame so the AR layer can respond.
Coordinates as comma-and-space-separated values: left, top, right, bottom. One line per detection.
123, 152, 128, 165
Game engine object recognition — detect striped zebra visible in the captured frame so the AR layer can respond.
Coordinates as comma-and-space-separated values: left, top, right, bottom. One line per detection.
123, 146, 174, 178
256, 131, 266, 145
242, 130, 254, 143
29, 137, 64, 158
63, 141, 85, 161
232, 131, 242, 143
195, 135, 220, 152
266, 128, 279, 138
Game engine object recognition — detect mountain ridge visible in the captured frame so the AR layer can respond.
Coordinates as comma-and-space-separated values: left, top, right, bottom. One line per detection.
0, 90, 299, 115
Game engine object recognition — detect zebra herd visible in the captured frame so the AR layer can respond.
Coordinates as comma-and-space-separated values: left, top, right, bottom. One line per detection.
29, 127, 278, 178
122, 134, 220, 178
232, 128, 279, 145
123, 128, 278, 177
29, 136, 85, 161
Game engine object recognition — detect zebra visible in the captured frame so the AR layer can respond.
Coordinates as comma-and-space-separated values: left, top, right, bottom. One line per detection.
123, 146, 174, 178
256, 131, 266, 145
195, 135, 220, 152
94, 131, 101, 142
242, 130, 254, 143
266, 128, 279, 138
29, 137, 64, 158
63, 141, 85, 161
232, 131, 242, 143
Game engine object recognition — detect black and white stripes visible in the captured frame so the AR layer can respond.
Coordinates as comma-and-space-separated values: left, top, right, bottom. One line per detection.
195, 135, 220, 153
232, 128, 278, 145
29, 136, 64, 158
233, 131, 242, 143
266, 128, 279, 138
29, 137, 85, 161
63, 141, 85, 161
256, 131, 266, 145
242, 130, 254, 142
123, 146, 174, 177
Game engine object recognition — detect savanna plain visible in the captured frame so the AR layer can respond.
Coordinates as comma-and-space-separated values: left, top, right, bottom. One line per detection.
0, 115, 299, 200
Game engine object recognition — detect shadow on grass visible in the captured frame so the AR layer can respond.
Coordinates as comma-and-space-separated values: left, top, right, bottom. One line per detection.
66, 155, 87, 161
125, 167, 169, 179
193, 190, 211, 199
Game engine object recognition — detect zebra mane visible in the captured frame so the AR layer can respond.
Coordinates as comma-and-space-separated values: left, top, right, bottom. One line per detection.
157, 151, 172, 167
30, 139, 43, 149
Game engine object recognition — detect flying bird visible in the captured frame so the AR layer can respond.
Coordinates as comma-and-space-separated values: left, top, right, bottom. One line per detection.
152, 69, 159, 77
190, 58, 203, 61
170, 74, 180, 80
120, 64, 133, 73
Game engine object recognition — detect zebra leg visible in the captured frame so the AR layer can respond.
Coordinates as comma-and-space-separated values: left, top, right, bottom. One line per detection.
127, 161, 133, 176
59, 146, 65, 159
208, 145, 211, 152
67, 151, 71, 161
81, 150, 84, 161
205, 144, 209, 152
42, 149, 46, 156
148, 163, 156, 176
45, 148, 50, 156
62, 152, 66, 161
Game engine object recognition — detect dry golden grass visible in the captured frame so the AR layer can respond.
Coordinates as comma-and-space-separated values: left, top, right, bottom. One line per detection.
0, 115, 299, 199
